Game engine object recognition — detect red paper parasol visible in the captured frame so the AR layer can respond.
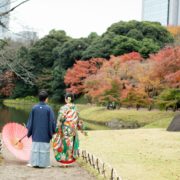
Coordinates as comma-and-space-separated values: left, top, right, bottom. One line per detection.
2, 122, 32, 161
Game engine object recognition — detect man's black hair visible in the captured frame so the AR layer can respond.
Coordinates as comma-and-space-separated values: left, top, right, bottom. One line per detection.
39, 90, 48, 102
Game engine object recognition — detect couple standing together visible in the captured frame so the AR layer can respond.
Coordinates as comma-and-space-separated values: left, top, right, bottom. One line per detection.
26, 90, 83, 168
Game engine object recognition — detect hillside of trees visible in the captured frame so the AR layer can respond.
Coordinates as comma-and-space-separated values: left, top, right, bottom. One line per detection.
0, 20, 179, 110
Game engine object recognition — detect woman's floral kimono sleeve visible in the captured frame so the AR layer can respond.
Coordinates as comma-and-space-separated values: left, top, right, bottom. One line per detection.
57, 106, 67, 123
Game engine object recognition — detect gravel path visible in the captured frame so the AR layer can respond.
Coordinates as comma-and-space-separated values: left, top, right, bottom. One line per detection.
0, 145, 95, 180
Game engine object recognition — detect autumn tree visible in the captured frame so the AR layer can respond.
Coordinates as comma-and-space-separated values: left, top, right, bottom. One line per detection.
0, 70, 16, 97
167, 26, 180, 45
121, 87, 152, 108
84, 73, 122, 104
165, 70, 180, 88
84, 52, 148, 105
64, 58, 106, 94
133, 46, 180, 108
149, 46, 180, 88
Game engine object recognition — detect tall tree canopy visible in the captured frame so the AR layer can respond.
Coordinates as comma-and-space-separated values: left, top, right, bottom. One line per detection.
0, 20, 177, 104
83, 20, 173, 59
29, 30, 70, 69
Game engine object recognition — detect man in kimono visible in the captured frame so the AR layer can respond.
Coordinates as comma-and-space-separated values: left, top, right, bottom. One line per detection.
26, 90, 56, 168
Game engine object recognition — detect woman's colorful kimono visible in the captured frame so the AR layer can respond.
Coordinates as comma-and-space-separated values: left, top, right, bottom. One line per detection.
52, 103, 83, 164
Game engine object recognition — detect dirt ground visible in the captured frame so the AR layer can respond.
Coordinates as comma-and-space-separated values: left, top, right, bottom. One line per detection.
0, 145, 95, 180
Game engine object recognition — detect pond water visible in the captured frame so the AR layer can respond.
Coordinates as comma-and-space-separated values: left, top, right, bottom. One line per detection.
0, 104, 30, 132
0, 103, 109, 132
0, 103, 139, 132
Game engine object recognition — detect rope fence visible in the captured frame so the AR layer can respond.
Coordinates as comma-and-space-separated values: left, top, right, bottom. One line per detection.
78, 149, 122, 180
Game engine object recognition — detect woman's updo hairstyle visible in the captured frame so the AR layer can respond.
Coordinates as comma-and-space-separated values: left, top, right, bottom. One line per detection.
65, 93, 74, 103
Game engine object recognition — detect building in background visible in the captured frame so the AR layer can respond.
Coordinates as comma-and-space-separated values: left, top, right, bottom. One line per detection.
169, 0, 180, 25
142, 0, 180, 26
0, 0, 10, 39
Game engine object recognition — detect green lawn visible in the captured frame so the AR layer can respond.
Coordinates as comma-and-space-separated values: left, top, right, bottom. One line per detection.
78, 105, 178, 128
2, 100, 180, 179
79, 129, 180, 180
3, 101, 179, 129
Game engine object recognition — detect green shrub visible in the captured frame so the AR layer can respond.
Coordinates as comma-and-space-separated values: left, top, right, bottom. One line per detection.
74, 95, 89, 104
155, 89, 180, 110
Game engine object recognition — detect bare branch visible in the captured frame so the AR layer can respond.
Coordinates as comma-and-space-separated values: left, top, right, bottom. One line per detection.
0, 0, 31, 17
0, 0, 18, 9
0, 41, 35, 85
0, 21, 6, 28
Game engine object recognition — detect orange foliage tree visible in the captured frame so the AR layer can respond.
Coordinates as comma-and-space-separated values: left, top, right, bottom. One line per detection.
84, 52, 150, 106
167, 26, 180, 37
64, 58, 106, 94
84, 64, 122, 104
167, 26, 180, 45
129, 46, 180, 101
65, 48, 180, 106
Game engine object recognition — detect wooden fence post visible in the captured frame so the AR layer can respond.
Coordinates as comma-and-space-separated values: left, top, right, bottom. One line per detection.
82, 150, 85, 160
84, 150, 88, 163
117, 176, 122, 180
77, 149, 80, 157
110, 168, 114, 180
91, 155, 95, 168
79, 149, 121, 179
88, 153, 91, 165
96, 158, 100, 173
102, 163, 106, 177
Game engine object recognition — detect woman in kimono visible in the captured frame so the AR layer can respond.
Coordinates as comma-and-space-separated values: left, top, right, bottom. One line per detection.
52, 93, 84, 165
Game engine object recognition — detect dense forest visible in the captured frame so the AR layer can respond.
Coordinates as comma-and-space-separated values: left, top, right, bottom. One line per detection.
0, 20, 179, 110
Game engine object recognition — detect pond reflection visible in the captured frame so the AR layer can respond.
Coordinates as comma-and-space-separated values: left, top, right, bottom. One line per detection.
0, 103, 109, 132
0, 104, 30, 132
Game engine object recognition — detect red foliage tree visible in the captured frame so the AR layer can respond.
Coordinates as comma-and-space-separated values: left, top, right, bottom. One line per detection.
65, 48, 180, 106
149, 46, 180, 88
84, 70, 122, 104
64, 58, 106, 94
164, 70, 180, 88
0, 71, 16, 97
119, 51, 143, 63
84, 52, 146, 105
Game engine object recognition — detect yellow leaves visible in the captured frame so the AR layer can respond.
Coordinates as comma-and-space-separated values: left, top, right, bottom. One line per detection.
167, 26, 180, 37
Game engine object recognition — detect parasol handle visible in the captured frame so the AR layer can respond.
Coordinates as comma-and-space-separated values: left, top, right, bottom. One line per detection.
14, 134, 27, 145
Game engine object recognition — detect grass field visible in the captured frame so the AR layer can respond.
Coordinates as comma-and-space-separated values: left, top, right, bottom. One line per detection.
2, 100, 180, 179
78, 105, 178, 128
3, 101, 179, 129
79, 129, 180, 180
